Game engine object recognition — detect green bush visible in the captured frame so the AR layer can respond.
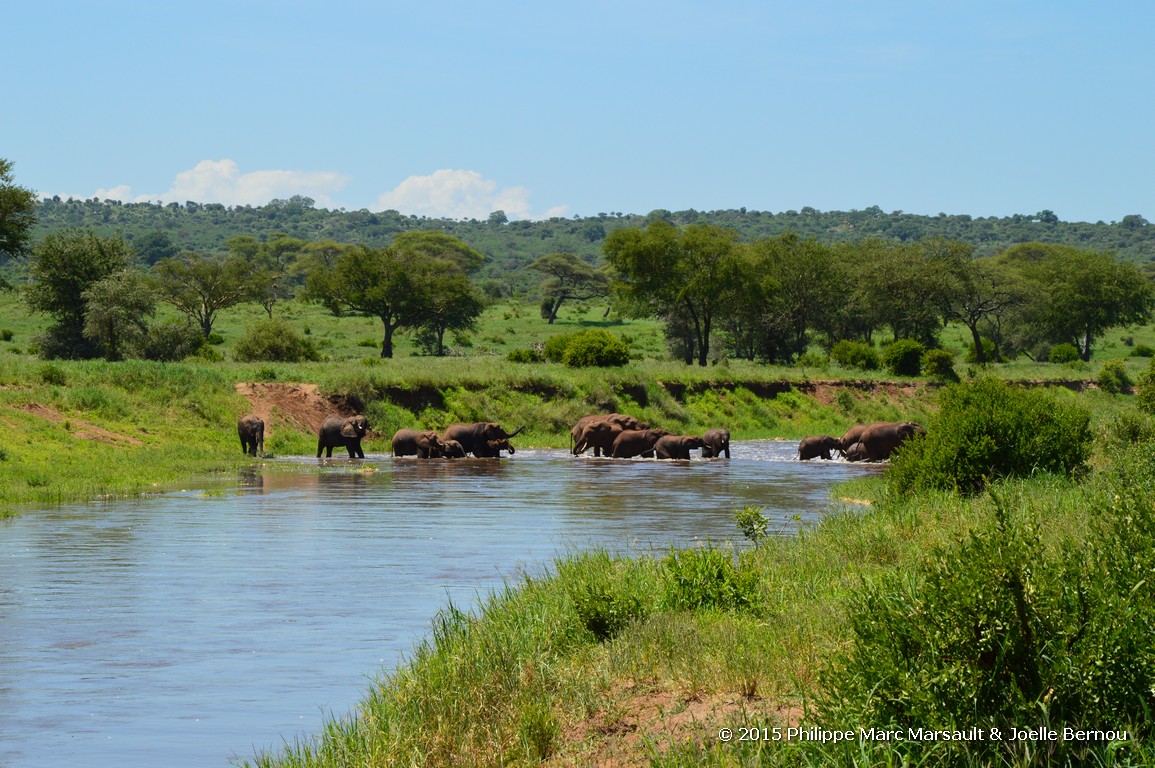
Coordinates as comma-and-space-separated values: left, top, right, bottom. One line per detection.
1137, 360, 1155, 415
1098, 358, 1133, 394
921, 348, 959, 382
506, 347, 543, 363
881, 338, 925, 376
887, 377, 1092, 495
1130, 344, 1155, 358
661, 546, 758, 613
829, 340, 880, 371
562, 329, 630, 367
561, 552, 651, 641
124, 320, 208, 362
541, 333, 573, 363
1049, 342, 1081, 364
818, 489, 1155, 765
233, 318, 321, 363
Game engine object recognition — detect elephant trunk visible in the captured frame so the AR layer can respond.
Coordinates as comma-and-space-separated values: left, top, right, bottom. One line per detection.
504, 425, 526, 439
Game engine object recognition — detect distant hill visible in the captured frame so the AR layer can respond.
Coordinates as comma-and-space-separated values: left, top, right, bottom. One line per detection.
31, 197, 1155, 293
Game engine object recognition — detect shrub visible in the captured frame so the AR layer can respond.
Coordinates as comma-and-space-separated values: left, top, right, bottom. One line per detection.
887, 377, 1092, 495
921, 348, 959, 382
829, 340, 880, 371
1131, 344, 1155, 358
1097, 358, 1133, 394
661, 546, 758, 612
233, 318, 320, 363
1137, 360, 1155, 415
541, 333, 573, 363
0, 329, 13, 342
506, 347, 543, 363
125, 320, 204, 362
1048, 342, 1080, 364
562, 552, 651, 641
818, 491, 1155, 765
562, 329, 630, 367
37, 363, 68, 386
881, 338, 925, 376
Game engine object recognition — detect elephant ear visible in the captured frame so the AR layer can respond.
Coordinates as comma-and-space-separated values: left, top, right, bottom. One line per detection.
340, 420, 358, 438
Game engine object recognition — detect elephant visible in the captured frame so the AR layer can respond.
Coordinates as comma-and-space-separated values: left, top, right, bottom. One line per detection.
610, 428, 672, 459
391, 429, 444, 458
442, 422, 525, 458
844, 441, 868, 462
572, 420, 626, 457
798, 435, 841, 461
474, 437, 516, 458
571, 413, 647, 455
854, 421, 926, 461
839, 424, 868, 456
317, 414, 371, 458
237, 414, 264, 456
441, 439, 466, 458
700, 428, 731, 459
655, 434, 707, 460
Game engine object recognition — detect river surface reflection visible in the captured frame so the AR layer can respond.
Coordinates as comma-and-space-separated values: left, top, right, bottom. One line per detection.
0, 441, 881, 768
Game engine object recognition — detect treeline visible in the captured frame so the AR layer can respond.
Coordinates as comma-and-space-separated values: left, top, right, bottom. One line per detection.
30, 196, 1155, 294
605, 222, 1154, 367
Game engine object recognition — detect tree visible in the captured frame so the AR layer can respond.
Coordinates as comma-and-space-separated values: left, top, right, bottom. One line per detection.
413, 270, 485, 356
26, 230, 133, 358
305, 244, 431, 358
0, 158, 38, 259
604, 221, 743, 366
154, 252, 261, 337
529, 252, 610, 324
132, 231, 179, 266
228, 233, 303, 317
82, 270, 157, 360
942, 256, 1025, 362
999, 243, 1154, 361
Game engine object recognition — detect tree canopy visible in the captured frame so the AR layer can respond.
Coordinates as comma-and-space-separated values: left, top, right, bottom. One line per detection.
0, 158, 38, 259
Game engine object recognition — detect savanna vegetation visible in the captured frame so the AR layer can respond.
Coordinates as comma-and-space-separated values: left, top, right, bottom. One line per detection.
5, 159, 1155, 764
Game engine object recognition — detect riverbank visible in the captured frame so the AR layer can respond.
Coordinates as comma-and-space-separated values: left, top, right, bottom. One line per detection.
0, 356, 940, 513
240, 456, 1152, 767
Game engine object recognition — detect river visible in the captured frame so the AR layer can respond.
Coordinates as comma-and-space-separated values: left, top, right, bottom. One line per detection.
0, 441, 881, 768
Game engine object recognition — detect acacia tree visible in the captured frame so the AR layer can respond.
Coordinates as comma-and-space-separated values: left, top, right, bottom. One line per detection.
26, 231, 134, 358
0, 158, 38, 260
604, 220, 743, 366
154, 252, 262, 337
81, 271, 157, 360
305, 245, 431, 358
942, 255, 1026, 362
999, 242, 1154, 361
529, 252, 610, 324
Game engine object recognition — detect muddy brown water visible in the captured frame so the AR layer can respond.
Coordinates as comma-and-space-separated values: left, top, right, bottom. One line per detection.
0, 441, 881, 768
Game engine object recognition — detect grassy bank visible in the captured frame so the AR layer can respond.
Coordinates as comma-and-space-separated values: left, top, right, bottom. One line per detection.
237, 390, 1154, 767
0, 351, 942, 513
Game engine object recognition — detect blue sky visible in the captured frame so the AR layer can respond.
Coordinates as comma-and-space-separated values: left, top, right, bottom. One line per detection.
4, 1, 1151, 223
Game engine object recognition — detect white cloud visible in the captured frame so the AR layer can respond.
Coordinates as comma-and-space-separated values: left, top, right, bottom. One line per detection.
373, 169, 568, 221
96, 159, 351, 208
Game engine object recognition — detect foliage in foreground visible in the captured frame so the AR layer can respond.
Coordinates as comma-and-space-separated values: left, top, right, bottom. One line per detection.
817, 453, 1155, 766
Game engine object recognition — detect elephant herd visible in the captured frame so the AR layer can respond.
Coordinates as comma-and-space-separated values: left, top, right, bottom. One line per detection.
236, 410, 921, 463
798, 421, 925, 462
569, 413, 731, 460
390, 422, 525, 459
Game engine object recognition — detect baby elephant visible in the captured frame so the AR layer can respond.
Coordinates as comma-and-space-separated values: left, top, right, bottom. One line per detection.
237, 414, 264, 456
798, 434, 841, 461
655, 434, 707, 460
391, 429, 444, 458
